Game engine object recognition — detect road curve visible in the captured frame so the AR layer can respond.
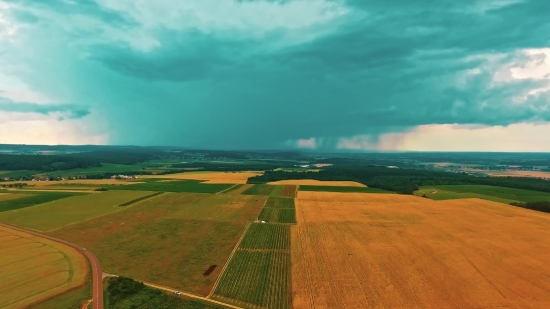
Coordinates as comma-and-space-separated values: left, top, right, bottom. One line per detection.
0, 223, 103, 309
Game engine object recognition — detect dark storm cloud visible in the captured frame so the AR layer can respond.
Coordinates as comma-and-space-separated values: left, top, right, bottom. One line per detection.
0, 96, 90, 119
3, 0, 550, 149
4, 0, 134, 25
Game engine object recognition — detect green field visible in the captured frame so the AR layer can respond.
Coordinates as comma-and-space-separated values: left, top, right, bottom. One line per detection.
269, 185, 284, 197
299, 185, 393, 193
242, 184, 277, 196
106, 277, 221, 309
214, 223, 291, 309
0, 192, 84, 213
115, 180, 233, 193
0, 190, 152, 231
50, 193, 266, 296
258, 197, 296, 223
239, 224, 291, 250
417, 185, 550, 203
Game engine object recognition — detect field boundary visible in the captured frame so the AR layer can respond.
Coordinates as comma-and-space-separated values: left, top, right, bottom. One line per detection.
217, 184, 239, 195
118, 192, 164, 206
141, 281, 242, 309
208, 222, 252, 298
46, 192, 164, 233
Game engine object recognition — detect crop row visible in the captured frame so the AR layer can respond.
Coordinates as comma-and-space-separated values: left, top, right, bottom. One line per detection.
242, 185, 277, 196
214, 251, 290, 309
239, 223, 291, 250
264, 197, 295, 209
280, 185, 297, 198
258, 208, 296, 224
269, 186, 284, 197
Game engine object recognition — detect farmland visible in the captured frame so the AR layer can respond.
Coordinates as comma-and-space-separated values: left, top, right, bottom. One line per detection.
280, 185, 297, 198
115, 180, 233, 193
269, 185, 284, 197
146, 171, 262, 184
267, 179, 365, 187
0, 190, 152, 231
0, 226, 89, 309
242, 184, 278, 196
0, 191, 84, 213
417, 185, 550, 203
299, 185, 392, 193
50, 193, 265, 296
258, 197, 296, 223
224, 184, 251, 194
106, 276, 222, 309
292, 191, 550, 309
0, 193, 34, 203
214, 223, 291, 309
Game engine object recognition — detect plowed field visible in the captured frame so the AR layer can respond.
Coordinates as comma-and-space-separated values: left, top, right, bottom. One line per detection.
268, 180, 365, 187
0, 226, 88, 309
292, 192, 550, 309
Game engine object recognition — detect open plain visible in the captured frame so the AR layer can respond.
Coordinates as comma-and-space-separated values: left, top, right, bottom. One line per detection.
0, 226, 88, 309
292, 191, 550, 309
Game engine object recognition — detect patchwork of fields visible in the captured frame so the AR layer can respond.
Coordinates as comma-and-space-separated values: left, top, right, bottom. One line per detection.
258, 197, 297, 224
115, 180, 233, 193
0, 190, 153, 232
291, 191, 550, 309
0, 191, 84, 213
49, 193, 266, 296
0, 226, 88, 309
4, 174, 550, 309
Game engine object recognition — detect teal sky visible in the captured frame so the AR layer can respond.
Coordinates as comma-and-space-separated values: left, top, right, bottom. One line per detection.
0, 0, 549, 151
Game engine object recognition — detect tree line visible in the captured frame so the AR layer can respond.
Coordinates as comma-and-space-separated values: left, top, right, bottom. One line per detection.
510, 201, 550, 214
248, 167, 550, 194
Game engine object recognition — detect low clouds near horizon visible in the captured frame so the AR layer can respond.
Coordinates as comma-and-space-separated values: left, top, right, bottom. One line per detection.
0, 0, 549, 150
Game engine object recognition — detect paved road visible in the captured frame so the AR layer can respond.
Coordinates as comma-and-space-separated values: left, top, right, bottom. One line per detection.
0, 223, 103, 309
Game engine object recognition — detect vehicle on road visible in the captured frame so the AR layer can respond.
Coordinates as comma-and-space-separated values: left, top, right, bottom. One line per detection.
175, 291, 181, 295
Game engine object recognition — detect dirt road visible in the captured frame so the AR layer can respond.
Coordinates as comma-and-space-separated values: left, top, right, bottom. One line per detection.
0, 223, 103, 309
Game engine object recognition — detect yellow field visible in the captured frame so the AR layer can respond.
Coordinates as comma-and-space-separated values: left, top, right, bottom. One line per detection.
0, 226, 88, 309
268, 179, 366, 187
292, 192, 550, 309
485, 170, 550, 178
147, 171, 262, 184
0, 193, 33, 202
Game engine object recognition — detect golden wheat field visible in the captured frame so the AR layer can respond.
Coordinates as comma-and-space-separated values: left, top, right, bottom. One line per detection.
267, 179, 366, 187
0, 226, 88, 309
484, 170, 550, 178
292, 191, 550, 309
147, 171, 262, 184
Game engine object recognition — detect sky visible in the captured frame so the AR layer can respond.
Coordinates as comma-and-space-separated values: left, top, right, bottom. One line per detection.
0, 0, 549, 151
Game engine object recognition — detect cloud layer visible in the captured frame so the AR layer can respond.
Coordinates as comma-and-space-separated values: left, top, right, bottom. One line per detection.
0, 0, 549, 149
